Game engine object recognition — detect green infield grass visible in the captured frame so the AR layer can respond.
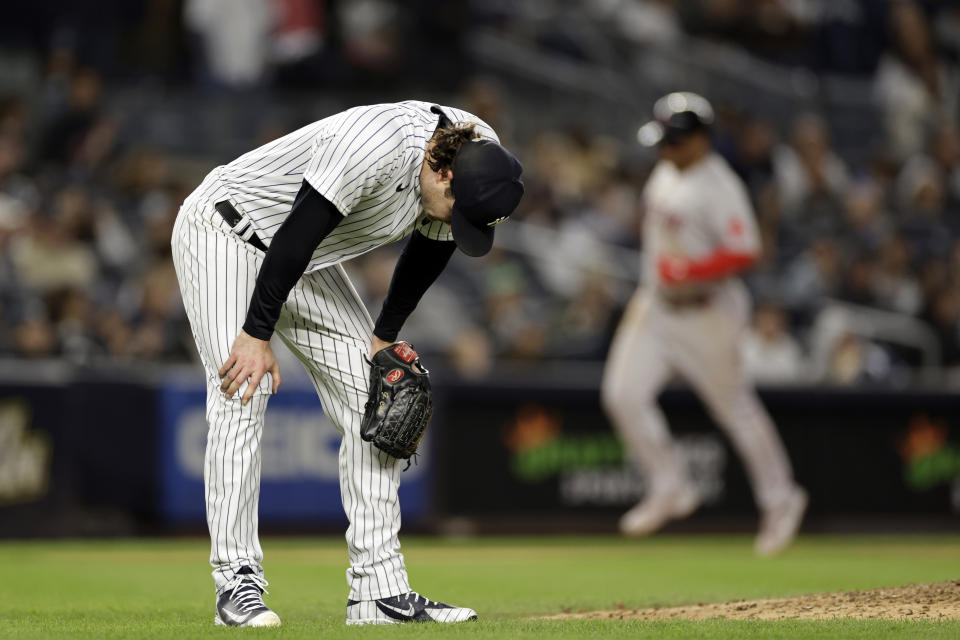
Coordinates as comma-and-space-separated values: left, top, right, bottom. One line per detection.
1, 535, 957, 639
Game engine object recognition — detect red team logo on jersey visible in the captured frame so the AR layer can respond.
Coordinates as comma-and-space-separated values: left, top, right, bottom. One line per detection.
386, 368, 404, 383
663, 212, 684, 231
393, 343, 417, 363
728, 218, 744, 237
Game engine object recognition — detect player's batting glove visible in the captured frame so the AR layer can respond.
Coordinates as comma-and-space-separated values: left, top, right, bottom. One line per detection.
361, 342, 434, 461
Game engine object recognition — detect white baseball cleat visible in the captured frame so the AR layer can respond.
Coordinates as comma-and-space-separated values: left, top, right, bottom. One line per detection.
755, 486, 808, 557
619, 483, 701, 536
213, 567, 282, 627
345, 591, 478, 625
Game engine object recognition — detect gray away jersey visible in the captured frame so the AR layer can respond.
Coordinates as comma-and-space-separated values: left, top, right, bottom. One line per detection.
215, 100, 498, 272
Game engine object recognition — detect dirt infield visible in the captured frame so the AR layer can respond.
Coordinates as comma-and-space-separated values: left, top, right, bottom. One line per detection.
544, 581, 960, 621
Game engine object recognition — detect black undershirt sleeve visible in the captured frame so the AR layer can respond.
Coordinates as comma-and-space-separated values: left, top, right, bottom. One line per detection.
242, 180, 344, 340
373, 229, 457, 343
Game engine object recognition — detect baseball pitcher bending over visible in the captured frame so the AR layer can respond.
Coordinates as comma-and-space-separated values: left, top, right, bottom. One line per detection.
171, 101, 523, 626
602, 92, 807, 556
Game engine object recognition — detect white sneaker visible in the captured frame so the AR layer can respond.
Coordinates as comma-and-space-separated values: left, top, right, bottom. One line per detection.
345, 591, 477, 625
213, 567, 282, 627
619, 483, 701, 536
755, 486, 808, 556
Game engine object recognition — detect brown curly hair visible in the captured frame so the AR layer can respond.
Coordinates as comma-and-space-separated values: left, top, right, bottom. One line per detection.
426, 122, 479, 174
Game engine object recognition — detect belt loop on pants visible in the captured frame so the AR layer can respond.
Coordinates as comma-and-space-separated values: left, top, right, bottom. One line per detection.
215, 200, 268, 252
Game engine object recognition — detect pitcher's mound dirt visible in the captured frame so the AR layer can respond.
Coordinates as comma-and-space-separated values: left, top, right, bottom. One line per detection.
543, 580, 960, 621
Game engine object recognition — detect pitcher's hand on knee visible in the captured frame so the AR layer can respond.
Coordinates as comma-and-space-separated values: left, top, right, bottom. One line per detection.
219, 330, 282, 405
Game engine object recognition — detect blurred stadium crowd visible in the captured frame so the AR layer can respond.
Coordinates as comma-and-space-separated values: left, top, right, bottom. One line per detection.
0, 0, 959, 387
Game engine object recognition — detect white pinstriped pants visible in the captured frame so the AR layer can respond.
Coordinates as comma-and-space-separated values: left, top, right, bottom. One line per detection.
602, 282, 795, 510
171, 175, 410, 601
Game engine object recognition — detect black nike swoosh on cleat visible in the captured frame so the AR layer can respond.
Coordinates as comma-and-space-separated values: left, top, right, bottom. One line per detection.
375, 601, 415, 621
375, 601, 433, 622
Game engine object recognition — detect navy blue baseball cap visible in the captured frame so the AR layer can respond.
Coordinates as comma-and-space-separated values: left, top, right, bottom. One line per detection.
450, 139, 524, 257
637, 92, 715, 147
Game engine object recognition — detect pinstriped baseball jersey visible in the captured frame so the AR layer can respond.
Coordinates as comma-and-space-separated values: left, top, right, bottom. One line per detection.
172, 100, 506, 610
218, 101, 498, 268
